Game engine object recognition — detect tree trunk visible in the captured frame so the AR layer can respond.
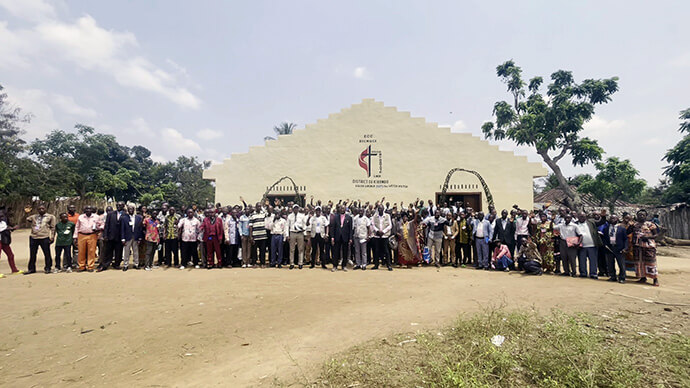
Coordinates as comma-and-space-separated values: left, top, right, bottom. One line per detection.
537, 150, 583, 211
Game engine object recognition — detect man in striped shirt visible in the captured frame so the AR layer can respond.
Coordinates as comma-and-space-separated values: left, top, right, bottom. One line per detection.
249, 203, 268, 268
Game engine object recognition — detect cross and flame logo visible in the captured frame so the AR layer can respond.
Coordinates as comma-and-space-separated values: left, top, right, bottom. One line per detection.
358, 145, 382, 177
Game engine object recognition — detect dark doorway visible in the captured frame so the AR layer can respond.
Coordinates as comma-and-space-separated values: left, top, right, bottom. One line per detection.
436, 192, 482, 212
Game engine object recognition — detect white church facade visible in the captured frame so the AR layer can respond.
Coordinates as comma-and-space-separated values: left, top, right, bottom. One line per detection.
203, 99, 547, 211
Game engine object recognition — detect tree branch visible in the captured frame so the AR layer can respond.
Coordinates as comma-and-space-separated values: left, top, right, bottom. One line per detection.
537, 148, 582, 210
552, 145, 569, 163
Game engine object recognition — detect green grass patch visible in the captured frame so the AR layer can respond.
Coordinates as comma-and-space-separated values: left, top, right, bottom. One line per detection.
303, 309, 689, 387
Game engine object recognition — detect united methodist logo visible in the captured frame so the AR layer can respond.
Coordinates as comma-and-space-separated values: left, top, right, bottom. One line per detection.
358, 145, 382, 177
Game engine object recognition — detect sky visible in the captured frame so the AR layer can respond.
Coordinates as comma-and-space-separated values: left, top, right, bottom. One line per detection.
1, 0, 688, 184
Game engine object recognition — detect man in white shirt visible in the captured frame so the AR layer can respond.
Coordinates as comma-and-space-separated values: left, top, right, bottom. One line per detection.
575, 212, 603, 279
287, 205, 307, 269
178, 208, 201, 269
269, 209, 289, 268
352, 208, 371, 270
473, 212, 491, 270
307, 207, 328, 269
371, 206, 393, 271
514, 210, 533, 252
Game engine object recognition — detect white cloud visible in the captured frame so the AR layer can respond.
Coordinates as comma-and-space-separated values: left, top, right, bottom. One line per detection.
166, 58, 188, 77
0, 23, 29, 69
150, 154, 167, 163
0, 0, 56, 22
353, 66, 372, 80
197, 128, 223, 140
4, 88, 58, 140
451, 120, 467, 132
51, 94, 97, 117
582, 115, 625, 139
668, 52, 690, 68
3, 86, 99, 140
160, 127, 202, 154
643, 137, 662, 146
440, 120, 468, 133
128, 117, 155, 138
0, 3, 201, 109
114, 118, 221, 163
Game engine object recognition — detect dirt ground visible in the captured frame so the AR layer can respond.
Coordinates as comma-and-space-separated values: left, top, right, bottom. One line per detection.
0, 229, 688, 387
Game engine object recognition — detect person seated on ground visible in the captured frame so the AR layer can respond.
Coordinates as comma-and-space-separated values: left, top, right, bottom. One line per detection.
516, 236, 542, 275
490, 242, 513, 272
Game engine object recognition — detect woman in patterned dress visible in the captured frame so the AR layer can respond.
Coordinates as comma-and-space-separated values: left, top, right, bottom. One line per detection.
628, 209, 659, 287
398, 212, 422, 267
534, 212, 555, 272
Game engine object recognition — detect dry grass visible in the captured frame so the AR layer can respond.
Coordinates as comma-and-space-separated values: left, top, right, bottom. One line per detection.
283, 308, 690, 387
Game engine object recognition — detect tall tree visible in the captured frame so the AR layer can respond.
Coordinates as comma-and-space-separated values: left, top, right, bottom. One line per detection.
481, 60, 619, 210
637, 179, 669, 206
0, 84, 34, 197
662, 108, 690, 203
146, 156, 214, 208
578, 157, 645, 211
30, 125, 148, 200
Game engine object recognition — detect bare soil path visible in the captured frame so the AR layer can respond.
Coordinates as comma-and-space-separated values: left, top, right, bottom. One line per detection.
1, 229, 688, 387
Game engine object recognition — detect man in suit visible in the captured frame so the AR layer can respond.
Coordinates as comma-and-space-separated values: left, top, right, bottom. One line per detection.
602, 214, 628, 283
98, 201, 125, 271
121, 204, 144, 271
493, 209, 516, 257
371, 205, 393, 271
329, 204, 352, 272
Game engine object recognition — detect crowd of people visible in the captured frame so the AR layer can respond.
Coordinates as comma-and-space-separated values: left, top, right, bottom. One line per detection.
0, 197, 660, 286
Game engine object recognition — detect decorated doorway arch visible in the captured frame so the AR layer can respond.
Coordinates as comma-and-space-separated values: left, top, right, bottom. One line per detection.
262, 176, 304, 207
440, 168, 495, 208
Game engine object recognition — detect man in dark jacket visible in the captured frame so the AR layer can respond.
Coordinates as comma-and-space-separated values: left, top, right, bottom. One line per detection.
120, 205, 144, 271
493, 209, 516, 257
602, 214, 628, 283
98, 201, 125, 271
329, 204, 352, 271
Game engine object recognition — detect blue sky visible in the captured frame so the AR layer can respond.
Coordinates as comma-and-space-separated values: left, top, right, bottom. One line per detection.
1, 0, 688, 184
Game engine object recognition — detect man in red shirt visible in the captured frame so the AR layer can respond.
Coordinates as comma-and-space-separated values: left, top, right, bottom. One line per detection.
200, 208, 224, 269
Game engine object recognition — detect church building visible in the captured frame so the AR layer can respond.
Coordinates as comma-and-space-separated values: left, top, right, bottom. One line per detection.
203, 99, 547, 211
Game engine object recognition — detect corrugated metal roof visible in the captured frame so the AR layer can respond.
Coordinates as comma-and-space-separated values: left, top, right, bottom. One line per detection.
534, 187, 632, 208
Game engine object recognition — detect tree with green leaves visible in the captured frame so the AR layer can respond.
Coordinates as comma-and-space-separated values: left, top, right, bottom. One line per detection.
481, 61, 619, 210
538, 172, 593, 193
30, 124, 144, 199
143, 156, 214, 208
265, 121, 297, 141
28, 125, 214, 205
0, 84, 214, 206
0, 84, 35, 197
578, 157, 645, 211
637, 179, 669, 206
662, 108, 690, 204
